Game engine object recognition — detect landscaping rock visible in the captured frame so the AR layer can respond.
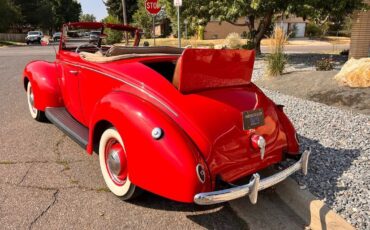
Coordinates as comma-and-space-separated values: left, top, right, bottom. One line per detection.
334, 58, 370, 88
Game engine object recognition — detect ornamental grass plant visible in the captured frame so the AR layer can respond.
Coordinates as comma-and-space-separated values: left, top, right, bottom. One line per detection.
266, 27, 288, 77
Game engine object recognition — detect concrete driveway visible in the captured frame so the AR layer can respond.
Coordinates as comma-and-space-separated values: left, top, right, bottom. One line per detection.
0, 46, 247, 229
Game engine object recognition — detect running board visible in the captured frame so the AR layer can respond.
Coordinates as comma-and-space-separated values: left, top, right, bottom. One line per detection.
45, 107, 89, 148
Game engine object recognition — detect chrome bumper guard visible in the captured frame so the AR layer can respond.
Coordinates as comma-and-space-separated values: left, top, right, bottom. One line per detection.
194, 150, 310, 205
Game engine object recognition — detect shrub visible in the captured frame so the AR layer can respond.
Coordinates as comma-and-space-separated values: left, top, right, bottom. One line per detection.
315, 58, 334, 71
266, 26, 287, 77
102, 15, 123, 44
340, 49, 349, 56
241, 40, 255, 50
225, 32, 242, 49
241, 31, 248, 39
306, 22, 322, 38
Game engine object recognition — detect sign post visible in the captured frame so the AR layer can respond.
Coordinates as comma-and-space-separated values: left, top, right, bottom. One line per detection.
174, 0, 182, 48
145, 0, 161, 46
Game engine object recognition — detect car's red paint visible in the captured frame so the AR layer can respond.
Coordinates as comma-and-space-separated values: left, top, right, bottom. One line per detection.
23, 22, 300, 203
175, 49, 255, 94
23, 61, 63, 110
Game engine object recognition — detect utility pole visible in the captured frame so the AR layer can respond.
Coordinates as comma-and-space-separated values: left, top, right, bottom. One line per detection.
122, 0, 128, 44
122, 0, 128, 25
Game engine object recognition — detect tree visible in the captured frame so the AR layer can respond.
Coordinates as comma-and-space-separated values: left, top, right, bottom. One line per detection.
12, 0, 82, 32
0, 0, 20, 32
133, 0, 168, 38
161, 0, 366, 53
80, 14, 97, 22
103, 0, 138, 23
102, 15, 124, 44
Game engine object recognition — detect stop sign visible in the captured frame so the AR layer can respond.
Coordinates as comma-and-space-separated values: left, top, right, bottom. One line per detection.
145, 0, 161, 15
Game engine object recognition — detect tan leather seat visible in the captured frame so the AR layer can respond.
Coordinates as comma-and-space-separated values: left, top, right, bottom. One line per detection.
172, 56, 183, 89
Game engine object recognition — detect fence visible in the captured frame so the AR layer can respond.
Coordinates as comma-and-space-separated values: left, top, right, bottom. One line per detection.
0, 33, 26, 42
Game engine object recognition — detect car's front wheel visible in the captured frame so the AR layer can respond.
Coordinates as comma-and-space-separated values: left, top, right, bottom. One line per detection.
99, 128, 141, 200
27, 82, 46, 121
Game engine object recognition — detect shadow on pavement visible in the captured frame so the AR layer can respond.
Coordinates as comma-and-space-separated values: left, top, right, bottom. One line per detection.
128, 192, 248, 229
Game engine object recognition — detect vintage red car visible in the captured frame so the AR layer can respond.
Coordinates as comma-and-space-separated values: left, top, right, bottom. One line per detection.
23, 22, 310, 205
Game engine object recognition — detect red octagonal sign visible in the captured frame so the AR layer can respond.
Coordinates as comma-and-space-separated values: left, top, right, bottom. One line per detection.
145, 0, 161, 15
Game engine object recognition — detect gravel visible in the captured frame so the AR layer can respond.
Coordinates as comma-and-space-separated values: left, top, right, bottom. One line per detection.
252, 64, 370, 229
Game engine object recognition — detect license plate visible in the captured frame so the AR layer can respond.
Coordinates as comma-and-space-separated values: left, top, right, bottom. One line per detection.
242, 109, 265, 130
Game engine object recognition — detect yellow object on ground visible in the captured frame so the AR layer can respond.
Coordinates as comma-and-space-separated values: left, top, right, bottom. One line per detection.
334, 58, 370, 88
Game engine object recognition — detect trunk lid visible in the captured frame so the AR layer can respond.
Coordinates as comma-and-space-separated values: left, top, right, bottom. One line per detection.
181, 86, 287, 183
172, 49, 287, 182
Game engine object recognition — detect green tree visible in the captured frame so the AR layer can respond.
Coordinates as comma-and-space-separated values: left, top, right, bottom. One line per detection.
133, 0, 168, 38
103, 0, 138, 23
161, 0, 366, 53
12, 0, 81, 32
80, 14, 97, 22
102, 15, 124, 44
0, 0, 20, 32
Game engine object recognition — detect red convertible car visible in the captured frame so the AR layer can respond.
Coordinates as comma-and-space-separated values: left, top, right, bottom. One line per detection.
23, 22, 309, 205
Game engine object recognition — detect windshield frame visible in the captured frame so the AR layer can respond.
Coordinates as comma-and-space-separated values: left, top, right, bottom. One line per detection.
60, 22, 141, 52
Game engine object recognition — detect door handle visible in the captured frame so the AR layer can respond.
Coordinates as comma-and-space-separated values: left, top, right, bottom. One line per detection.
69, 70, 79, 75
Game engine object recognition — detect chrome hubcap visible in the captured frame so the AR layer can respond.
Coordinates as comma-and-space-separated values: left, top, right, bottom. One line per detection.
105, 139, 127, 186
107, 150, 121, 177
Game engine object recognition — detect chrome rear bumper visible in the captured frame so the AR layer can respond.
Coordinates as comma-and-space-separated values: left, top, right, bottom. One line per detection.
194, 150, 310, 205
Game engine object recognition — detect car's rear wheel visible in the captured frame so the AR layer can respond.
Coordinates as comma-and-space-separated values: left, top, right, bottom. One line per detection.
27, 82, 46, 121
99, 128, 141, 200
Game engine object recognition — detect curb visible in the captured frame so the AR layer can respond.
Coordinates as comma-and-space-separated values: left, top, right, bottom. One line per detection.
275, 178, 354, 230
229, 177, 355, 230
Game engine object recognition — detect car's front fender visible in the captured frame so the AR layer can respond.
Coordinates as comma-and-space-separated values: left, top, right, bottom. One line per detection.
23, 61, 63, 110
88, 91, 211, 203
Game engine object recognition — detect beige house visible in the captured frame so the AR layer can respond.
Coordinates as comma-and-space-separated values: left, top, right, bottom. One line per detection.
349, 0, 370, 58
204, 18, 251, 40
204, 15, 307, 40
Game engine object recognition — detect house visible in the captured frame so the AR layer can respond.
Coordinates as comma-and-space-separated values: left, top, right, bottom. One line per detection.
203, 15, 307, 40
204, 17, 252, 40
275, 15, 308, 38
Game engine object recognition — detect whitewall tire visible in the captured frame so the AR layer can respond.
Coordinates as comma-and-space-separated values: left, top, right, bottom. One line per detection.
99, 128, 140, 200
27, 82, 45, 121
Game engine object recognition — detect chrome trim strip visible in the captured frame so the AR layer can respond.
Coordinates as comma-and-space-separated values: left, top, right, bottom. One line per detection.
194, 150, 310, 205
60, 60, 178, 117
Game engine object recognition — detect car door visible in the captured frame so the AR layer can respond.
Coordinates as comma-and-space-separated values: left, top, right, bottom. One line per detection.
57, 50, 85, 124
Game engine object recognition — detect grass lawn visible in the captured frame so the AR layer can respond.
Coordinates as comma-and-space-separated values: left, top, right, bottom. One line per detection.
139, 36, 350, 48
0, 41, 25, 47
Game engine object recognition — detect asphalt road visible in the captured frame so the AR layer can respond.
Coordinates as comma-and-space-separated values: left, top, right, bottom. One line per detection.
0, 45, 308, 230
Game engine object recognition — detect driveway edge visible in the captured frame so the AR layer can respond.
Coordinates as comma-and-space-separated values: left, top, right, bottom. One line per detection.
229, 177, 355, 230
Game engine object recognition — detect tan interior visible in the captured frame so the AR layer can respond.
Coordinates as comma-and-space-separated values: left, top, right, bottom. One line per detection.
80, 46, 184, 63
80, 52, 179, 63
172, 56, 182, 89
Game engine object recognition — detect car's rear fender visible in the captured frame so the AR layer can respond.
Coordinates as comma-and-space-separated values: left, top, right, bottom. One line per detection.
23, 61, 63, 110
274, 105, 299, 154
88, 91, 211, 203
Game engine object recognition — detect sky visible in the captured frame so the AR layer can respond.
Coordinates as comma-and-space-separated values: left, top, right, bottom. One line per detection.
78, 0, 108, 21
